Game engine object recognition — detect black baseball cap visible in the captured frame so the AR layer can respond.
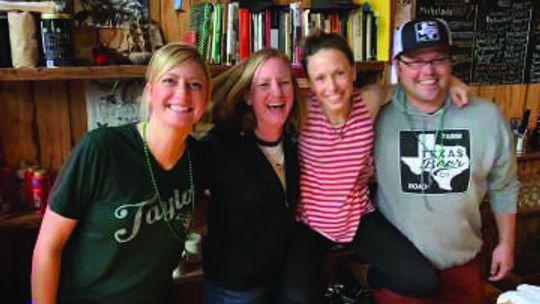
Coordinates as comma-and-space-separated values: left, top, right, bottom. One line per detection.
392, 18, 452, 59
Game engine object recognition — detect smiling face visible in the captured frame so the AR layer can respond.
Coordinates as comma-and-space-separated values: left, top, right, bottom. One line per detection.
244, 57, 294, 138
147, 59, 208, 130
397, 46, 452, 111
306, 48, 356, 123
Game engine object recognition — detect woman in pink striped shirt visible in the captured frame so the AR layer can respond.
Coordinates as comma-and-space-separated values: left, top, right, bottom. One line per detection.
281, 32, 441, 303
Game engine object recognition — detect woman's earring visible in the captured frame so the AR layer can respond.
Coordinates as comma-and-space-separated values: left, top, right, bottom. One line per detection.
243, 90, 251, 106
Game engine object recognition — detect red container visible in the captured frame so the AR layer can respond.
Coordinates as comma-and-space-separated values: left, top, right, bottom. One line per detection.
31, 169, 50, 215
24, 166, 39, 209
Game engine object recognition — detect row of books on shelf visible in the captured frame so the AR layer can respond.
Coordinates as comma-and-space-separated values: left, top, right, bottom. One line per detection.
186, 1, 381, 66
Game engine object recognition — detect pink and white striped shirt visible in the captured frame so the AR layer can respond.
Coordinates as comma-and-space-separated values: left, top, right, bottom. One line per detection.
297, 89, 375, 243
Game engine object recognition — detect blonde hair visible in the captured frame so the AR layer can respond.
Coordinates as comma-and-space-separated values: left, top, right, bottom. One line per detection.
212, 48, 304, 132
140, 43, 212, 120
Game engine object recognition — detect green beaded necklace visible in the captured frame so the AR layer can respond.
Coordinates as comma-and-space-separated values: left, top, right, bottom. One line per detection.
402, 95, 448, 209
403, 96, 447, 169
142, 121, 195, 241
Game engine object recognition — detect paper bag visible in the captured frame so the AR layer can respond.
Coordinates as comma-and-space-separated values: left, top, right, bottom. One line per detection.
8, 11, 38, 68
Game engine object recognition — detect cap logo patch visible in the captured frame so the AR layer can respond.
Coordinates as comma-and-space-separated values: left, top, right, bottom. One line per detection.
414, 21, 440, 43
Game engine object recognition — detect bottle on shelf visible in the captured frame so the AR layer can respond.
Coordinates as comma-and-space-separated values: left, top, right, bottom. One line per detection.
515, 109, 531, 156
529, 112, 540, 152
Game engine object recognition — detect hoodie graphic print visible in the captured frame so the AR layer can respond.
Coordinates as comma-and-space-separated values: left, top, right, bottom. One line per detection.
399, 128, 470, 193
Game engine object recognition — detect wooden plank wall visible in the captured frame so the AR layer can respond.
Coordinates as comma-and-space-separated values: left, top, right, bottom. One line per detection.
1, 0, 539, 173
2, 81, 538, 173
0, 81, 87, 171
469, 84, 540, 129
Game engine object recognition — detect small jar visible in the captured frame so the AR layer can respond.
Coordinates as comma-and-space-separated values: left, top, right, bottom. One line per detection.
40, 13, 74, 67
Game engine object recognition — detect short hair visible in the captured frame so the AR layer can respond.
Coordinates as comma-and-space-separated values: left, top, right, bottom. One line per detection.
140, 43, 212, 120
212, 48, 305, 132
301, 32, 355, 75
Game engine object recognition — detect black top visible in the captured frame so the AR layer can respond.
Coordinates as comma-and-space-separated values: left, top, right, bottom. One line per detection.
202, 126, 300, 290
50, 124, 204, 303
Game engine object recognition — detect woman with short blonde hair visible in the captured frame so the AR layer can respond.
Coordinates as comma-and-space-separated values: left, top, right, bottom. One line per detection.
32, 43, 209, 304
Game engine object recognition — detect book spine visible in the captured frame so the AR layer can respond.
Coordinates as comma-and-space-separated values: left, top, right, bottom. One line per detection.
239, 8, 251, 60
362, 3, 370, 61
371, 13, 378, 61
284, 12, 291, 58
270, 8, 279, 49
220, 2, 228, 64
252, 14, 258, 52
265, 8, 272, 48
279, 10, 285, 53
197, 3, 212, 57
303, 9, 310, 38
227, 2, 239, 65
351, 9, 359, 61
290, 2, 302, 64
211, 3, 222, 64
365, 9, 373, 61
258, 13, 264, 51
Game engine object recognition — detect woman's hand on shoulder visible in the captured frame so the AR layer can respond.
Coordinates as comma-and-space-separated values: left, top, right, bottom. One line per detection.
361, 83, 393, 119
449, 75, 470, 107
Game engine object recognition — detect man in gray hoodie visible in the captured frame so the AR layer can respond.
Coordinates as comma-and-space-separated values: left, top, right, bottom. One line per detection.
373, 18, 519, 303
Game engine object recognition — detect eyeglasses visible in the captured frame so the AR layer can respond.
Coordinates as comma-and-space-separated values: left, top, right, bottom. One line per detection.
399, 57, 451, 70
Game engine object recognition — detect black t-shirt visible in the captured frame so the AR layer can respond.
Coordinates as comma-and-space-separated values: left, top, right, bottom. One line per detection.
50, 124, 203, 304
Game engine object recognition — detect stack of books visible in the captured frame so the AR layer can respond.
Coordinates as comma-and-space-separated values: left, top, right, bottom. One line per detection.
186, 1, 382, 66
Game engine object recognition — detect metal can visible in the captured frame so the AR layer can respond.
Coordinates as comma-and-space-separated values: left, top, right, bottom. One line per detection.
40, 13, 74, 67
31, 169, 50, 215
24, 166, 38, 209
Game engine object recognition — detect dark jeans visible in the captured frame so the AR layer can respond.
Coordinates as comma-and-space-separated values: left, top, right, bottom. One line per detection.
280, 211, 438, 304
204, 280, 278, 304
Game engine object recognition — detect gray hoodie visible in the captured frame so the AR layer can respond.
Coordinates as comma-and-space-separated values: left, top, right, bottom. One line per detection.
374, 86, 519, 269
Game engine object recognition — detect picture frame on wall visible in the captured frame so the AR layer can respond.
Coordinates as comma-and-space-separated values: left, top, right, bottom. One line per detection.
85, 79, 144, 130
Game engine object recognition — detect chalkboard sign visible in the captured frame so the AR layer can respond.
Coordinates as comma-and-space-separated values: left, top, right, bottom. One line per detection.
415, 0, 539, 84
473, 0, 532, 84
416, 0, 478, 83
528, 2, 540, 82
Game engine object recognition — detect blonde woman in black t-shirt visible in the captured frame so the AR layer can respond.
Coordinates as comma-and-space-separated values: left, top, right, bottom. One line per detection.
31, 43, 210, 304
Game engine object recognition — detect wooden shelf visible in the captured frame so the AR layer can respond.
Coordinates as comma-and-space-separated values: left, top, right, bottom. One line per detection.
0, 65, 230, 81
0, 212, 42, 229
0, 65, 147, 81
0, 61, 385, 81
355, 60, 387, 72
517, 152, 540, 162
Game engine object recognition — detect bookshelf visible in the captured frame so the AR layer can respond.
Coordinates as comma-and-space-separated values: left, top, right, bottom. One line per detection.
187, 1, 392, 66
0, 1, 393, 82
